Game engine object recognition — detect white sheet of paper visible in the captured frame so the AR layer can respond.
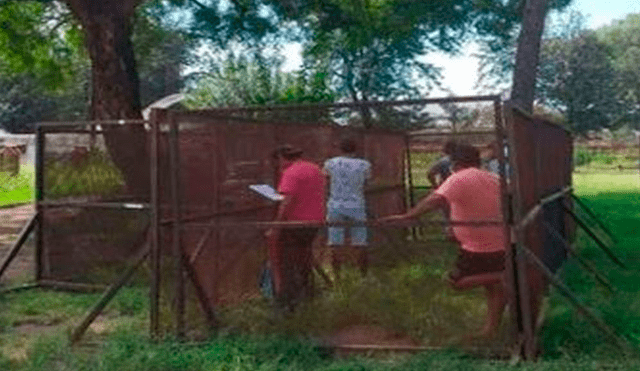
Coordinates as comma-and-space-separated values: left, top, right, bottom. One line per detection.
249, 184, 284, 202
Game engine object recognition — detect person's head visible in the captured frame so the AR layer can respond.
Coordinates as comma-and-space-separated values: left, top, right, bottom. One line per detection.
272, 144, 303, 168
443, 140, 457, 156
451, 142, 481, 171
339, 137, 357, 154
487, 140, 500, 158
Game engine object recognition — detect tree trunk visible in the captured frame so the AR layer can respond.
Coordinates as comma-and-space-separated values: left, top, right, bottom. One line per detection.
66, 0, 150, 200
510, 0, 549, 113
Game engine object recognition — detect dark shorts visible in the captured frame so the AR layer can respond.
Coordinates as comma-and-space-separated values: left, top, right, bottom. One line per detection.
449, 249, 505, 284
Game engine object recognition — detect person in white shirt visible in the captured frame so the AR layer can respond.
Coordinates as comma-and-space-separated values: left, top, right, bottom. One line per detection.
323, 137, 372, 279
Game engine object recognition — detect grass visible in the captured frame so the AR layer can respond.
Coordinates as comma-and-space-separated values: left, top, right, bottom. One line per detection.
1, 171, 640, 369
45, 149, 124, 199
0, 166, 34, 207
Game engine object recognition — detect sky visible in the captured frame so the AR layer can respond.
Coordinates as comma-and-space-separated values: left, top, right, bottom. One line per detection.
426, 0, 640, 96
280, 0, 640, 97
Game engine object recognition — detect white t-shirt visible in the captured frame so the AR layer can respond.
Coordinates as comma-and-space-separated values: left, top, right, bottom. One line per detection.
323, 156, 372, 209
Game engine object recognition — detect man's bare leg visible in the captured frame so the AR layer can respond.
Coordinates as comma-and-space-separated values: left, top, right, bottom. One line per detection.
451, 272, 506, 338
480, 282, 506, 337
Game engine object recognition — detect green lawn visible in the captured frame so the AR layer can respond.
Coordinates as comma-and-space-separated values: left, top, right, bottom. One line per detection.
1, 172, 640, 370
0, 166, 34, 207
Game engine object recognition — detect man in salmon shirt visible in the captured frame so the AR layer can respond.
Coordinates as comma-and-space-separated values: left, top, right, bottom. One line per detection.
379, 143, 506, 338
266, 144, 325, 313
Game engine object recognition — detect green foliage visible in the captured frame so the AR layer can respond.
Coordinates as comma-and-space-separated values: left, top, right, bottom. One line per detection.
44, 148, 125, 199
596, 13, 640, 124
573, 148, 617, 167
184, 50, 335, 108
537, 31, 625, 133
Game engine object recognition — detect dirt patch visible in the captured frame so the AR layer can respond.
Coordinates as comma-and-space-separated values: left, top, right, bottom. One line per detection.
0, 204, 35, 284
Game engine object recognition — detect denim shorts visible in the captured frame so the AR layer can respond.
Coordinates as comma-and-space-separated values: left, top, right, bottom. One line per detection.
326, 206, 367, 246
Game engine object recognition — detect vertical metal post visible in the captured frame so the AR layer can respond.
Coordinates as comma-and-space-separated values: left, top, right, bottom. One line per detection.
404, 133, 415, 210
149, 111, 161, 339
35, 124, 45, 282
504, 104, 535, 359
493, 100, 520, 347
404, 133, 416, 239
169, 114, 185, 338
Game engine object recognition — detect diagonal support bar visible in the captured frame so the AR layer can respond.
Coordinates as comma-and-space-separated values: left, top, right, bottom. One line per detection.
561, 202, 625, 269
571, 193, 618, 244
71, 244, 150, 344
542, 221, 614, 292
518, 244, 637, 356
0, 213, 37, 281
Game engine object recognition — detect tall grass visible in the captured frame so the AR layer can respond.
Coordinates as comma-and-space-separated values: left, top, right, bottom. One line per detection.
44, 148, 124, 199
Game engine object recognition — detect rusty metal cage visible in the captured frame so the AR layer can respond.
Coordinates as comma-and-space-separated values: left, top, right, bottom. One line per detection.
0, 96, 601, 360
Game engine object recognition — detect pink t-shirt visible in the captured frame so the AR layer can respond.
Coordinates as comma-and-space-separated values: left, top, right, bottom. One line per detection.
435, 167, 505, 253
277, 160, 325, 221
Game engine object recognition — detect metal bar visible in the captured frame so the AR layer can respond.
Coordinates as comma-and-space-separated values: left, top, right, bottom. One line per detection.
0, 283, 40, 294
408, 130, 497, 138
188, 227, 215, 265
493, 100, 521, 347
364, 184, 405, 193
542, 221, 614, 292
38, 119, 148, 127
169, 116, 185, 338
518, 187, 573, 230
39, 201, 150, 210
404, 133, 416, 239
149, 112, 161, 339
504, 103, 535, 359
35, 125, 45, 281
159, 206, 275, 226
38, 280, 108, 293
180, 250, 219, 330
0, 213, 37, 280
71, 245, 150, 344
180, 219, 506, 229
562, 203, 626, 269
172, 95, 501, 117
570, 193, 618, 243
519, 244, 637, 356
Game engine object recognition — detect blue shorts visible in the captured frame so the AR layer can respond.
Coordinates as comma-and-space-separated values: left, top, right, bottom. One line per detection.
326, 206, 367, 246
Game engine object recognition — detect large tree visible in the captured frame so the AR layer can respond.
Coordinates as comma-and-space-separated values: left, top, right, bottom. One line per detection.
0, 0, 195, 197
596, 13, 640, 125
537, 32, 624, 133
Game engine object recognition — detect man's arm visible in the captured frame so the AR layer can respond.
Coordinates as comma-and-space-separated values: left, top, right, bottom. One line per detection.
378, 192, 448, 223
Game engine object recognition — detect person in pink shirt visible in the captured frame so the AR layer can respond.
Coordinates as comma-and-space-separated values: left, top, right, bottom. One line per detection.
379, 143, 506, 338
266, 144, 325, 312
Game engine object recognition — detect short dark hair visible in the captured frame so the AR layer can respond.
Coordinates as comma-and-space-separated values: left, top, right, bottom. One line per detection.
339, 137, 357, 153
451, 143, 480, 168
443, 140, 457, 155
272, 144, 303, 160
